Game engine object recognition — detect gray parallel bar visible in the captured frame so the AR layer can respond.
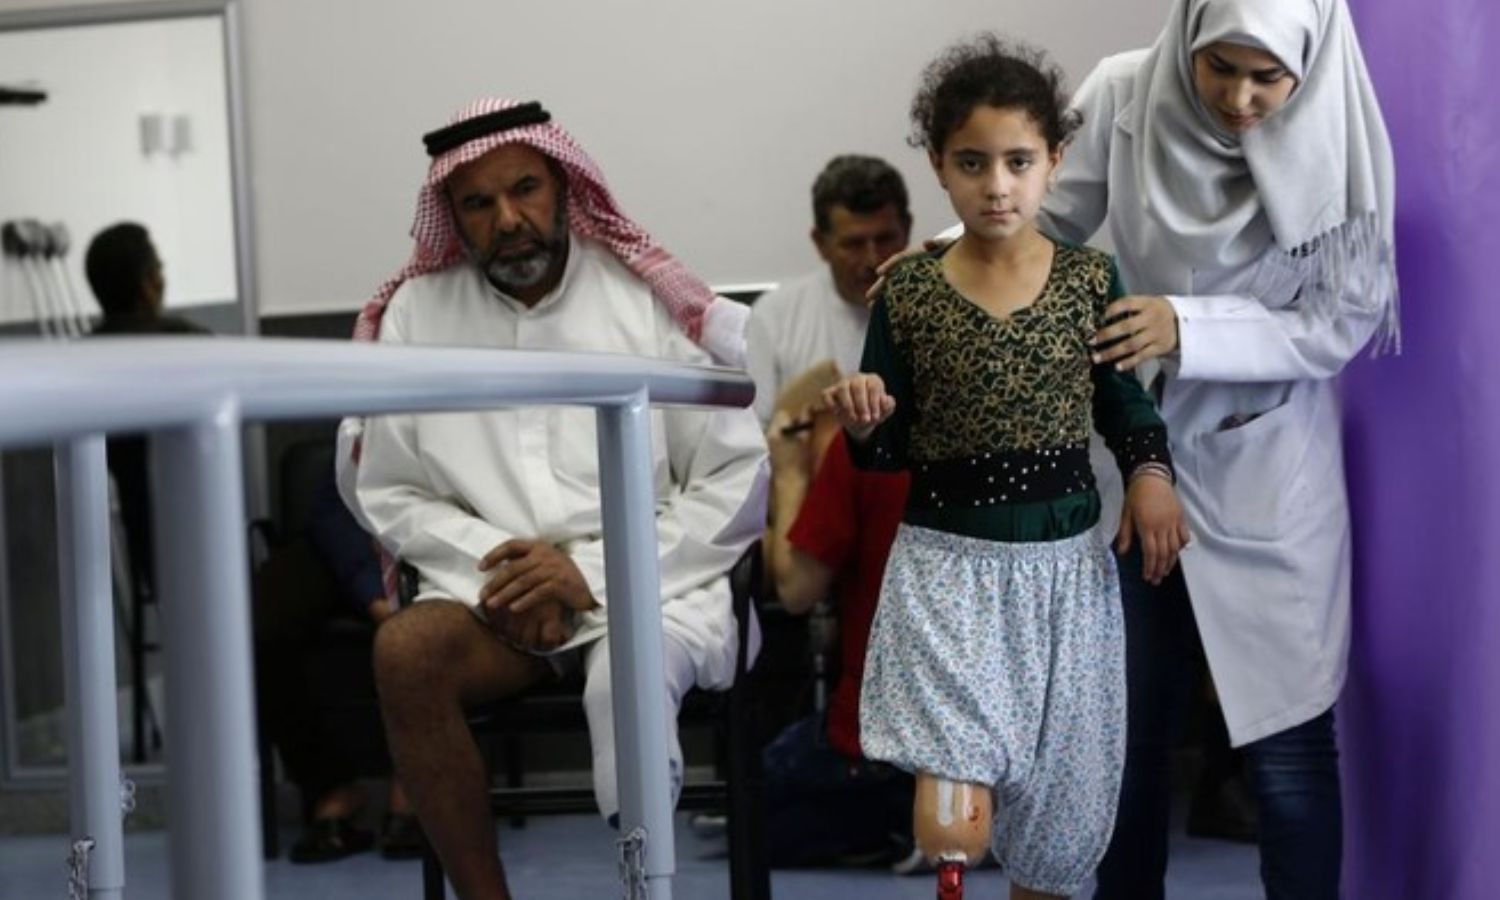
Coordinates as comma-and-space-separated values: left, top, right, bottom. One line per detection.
55, 436, 125, 899
597, 393, 675, 899
0, 338, 751, 447
0, 336, 756, 898
150, 406, 264, 899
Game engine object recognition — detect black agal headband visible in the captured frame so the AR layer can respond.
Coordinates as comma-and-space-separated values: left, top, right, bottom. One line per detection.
421, 101, 552, 158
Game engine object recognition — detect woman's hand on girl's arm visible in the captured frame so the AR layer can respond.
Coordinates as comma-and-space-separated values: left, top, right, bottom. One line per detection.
821, 374, 895, 442
1116, 471, 1190, 585
1092, 295, 1179, 370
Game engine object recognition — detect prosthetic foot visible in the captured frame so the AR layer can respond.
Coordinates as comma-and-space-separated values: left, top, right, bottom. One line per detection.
936, 858, 966, 900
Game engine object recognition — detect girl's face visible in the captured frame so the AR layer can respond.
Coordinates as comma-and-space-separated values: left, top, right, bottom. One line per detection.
930, 104, 1060, 244
1191, 41, 1298, 134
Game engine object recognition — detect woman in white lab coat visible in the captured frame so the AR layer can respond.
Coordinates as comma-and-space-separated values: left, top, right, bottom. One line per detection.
1038, 0, 1397, 896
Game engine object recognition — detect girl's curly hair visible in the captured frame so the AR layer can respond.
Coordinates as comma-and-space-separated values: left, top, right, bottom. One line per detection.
910, 33, 1082, 155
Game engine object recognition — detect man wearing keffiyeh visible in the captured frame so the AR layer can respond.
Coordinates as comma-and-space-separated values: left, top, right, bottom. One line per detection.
348, 98, 766, 899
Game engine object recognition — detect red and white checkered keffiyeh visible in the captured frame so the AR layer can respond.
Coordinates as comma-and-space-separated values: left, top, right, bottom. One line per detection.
352, 96, 715, 345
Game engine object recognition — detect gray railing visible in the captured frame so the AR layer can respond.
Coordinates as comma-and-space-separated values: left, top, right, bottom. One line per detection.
0, 336, 755, 900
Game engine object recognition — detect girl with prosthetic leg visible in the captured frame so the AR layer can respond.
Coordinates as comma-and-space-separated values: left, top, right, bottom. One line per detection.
824, 36, 1189, 899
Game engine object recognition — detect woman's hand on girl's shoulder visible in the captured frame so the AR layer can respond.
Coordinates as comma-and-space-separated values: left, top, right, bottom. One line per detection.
864, 236, 954, 304
1116, 471, 1190, 585
821, 374, 895, 442
1091, 295, 1179, 370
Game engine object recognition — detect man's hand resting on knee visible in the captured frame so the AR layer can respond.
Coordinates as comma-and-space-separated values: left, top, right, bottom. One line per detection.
477, 539, 599, 651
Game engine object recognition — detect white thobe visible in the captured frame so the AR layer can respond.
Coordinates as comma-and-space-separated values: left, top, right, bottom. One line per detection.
355, 235, 769, 692
744, 268, 871, 423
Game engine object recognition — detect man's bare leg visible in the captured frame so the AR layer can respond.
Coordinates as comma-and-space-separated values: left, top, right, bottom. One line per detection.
374, 600, 550, 900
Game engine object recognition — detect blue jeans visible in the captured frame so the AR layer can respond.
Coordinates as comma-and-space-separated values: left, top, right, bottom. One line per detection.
1094, 548, 1343, 900
762, 714, 915, 867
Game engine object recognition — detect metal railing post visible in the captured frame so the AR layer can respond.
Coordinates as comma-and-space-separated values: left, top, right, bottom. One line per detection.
597, 391, 675, 900
150, 403, 264, 900
55, 435, 125, 899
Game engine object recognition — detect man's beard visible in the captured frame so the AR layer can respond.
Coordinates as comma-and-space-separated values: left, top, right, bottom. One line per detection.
469, 202, 569, 294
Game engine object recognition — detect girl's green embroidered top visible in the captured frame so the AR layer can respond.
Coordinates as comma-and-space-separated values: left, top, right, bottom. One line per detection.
849, 240, 1173, 542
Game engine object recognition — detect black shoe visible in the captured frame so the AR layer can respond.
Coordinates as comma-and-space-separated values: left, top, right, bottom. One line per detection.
288, 817, 375, 864
378, 812, 425, 861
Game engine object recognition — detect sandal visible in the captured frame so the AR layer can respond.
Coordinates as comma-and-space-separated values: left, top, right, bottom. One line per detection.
288, 816, 374, 864
379, 812, 426, 861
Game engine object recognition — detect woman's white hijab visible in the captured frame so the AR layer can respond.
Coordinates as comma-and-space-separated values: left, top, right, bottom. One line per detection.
1127, 0, 1398, 349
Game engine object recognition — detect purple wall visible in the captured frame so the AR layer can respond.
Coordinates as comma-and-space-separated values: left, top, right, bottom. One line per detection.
1341, 1, 1500, 896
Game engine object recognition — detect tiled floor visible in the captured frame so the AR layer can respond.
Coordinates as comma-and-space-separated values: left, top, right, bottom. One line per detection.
0, 811, 1260, 899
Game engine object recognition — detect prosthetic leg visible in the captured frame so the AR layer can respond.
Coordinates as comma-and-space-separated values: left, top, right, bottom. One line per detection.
914, 773, 992, 900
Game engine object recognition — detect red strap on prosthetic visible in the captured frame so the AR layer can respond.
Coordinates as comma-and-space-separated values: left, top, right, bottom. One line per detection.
936, 859, 965, 900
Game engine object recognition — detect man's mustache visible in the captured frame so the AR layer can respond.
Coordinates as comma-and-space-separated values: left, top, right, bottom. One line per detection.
481, 228, 544, 264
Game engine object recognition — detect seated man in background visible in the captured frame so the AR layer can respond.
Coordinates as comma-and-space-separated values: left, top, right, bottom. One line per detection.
348, 98, 767, 900
759, 367, 916, 870
85, 222, 199, 338
84, 222, 208, 607
745, 155, 910, 423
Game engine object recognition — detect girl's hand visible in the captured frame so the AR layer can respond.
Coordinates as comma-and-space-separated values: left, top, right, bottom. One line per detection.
1091, 295, 1179, 370
1116, 473, 1190, 585
864, 236, 955, 303
821, 374, 895, 442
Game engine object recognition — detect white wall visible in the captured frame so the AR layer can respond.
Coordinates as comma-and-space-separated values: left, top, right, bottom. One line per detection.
1, 0, 1169, 317
0, 14, 237, 322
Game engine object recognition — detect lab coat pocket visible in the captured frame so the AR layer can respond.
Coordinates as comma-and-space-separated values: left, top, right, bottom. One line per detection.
1192, 389, 1315, 541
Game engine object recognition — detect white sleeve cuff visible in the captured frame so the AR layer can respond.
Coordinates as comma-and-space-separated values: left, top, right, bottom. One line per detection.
701, 296, 750, 369
1167, 294, 1269, 380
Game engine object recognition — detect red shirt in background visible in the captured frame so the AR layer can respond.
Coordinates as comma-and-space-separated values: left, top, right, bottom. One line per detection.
786, 430, 910, 759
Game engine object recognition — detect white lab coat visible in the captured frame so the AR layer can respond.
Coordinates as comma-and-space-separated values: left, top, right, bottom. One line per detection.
354, 235, 769, 690
1043, 52, 1385, 745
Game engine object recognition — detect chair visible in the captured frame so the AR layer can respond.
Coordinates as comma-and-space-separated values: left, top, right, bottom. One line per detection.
410, 547, 771, 900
